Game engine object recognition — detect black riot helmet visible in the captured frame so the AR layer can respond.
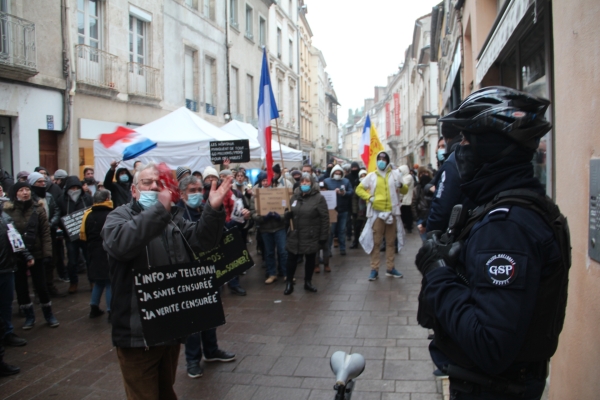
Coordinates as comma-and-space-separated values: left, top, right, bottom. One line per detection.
439, 86, 551, 150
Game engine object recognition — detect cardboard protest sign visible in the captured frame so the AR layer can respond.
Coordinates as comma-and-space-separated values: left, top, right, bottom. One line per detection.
210, 140, 251, 163
134, 262, 226, 346
328, 209, 337, 223
61, 207, 91, 241
255, 187, 289, 216
197, 227, 254, 287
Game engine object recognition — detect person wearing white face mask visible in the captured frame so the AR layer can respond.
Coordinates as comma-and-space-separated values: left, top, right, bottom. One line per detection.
57, 176, 93, 294
102, 162, 232, 398
323, 165, 354, 256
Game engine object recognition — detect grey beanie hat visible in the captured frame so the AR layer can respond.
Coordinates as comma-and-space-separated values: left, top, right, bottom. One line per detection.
27, 172, 45, 186
54, 169, 68, 179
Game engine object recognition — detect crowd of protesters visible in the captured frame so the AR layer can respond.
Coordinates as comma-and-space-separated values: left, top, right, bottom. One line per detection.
0, 154, 439, 393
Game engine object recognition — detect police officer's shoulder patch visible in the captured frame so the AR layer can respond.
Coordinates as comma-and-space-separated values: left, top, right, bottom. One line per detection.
485, 253, 518, 286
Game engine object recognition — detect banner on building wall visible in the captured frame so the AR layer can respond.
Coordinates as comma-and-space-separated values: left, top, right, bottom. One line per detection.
385, 103, 391, 138
394, 93, 401, 136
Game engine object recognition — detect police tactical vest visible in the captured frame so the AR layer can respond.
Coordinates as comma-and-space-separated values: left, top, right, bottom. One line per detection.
434, 189, 571, 370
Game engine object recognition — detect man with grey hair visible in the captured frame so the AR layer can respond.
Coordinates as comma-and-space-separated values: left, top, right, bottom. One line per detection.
102, 162, 232, 399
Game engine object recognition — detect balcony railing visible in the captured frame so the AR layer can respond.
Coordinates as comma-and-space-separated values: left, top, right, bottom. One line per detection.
328, 112, 338, 125
128, 62, 160, 99
75, 44, 117, 90
0, 11, 37, 77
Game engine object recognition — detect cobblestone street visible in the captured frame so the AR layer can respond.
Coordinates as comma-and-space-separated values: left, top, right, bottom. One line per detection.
1, 231, 444, 400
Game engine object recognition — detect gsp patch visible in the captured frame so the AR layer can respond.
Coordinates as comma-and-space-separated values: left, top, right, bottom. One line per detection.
485, 254, 518, 286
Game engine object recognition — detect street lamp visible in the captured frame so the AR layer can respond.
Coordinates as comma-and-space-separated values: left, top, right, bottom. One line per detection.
421, 114, 439, 126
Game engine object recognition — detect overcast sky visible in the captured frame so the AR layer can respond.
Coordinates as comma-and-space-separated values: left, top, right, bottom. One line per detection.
308, 0, 442, 123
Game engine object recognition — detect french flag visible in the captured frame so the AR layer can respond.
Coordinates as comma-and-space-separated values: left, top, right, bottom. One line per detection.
99, 126, 157, 161
360, 115, 371, 168
257, 48, 279, 183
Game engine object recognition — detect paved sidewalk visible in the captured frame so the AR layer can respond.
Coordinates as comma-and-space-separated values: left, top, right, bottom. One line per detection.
1, 231, 443, 400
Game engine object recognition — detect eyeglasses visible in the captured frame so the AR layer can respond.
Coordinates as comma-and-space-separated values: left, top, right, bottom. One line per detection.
138, 179, 162, 187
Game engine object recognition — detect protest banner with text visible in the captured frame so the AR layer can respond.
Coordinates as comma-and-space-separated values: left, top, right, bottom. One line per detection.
61, 207, 91, 241
210, 140, 251, 163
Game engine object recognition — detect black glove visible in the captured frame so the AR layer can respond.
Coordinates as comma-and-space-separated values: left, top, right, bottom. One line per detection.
268, 212, 281, 221
415, 231, 447, 276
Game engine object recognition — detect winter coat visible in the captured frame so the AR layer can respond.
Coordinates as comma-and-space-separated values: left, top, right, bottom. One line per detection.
46, 182, 63, 202
175, 199, 202, 222
103, 168, 133, 208
411, 184, 434, 221
3, 199, 52, 260
102, 200, 225, 348
351, 191, 368, 221
33, 192, 61, 229
0, 170, 14, 195
57, 176, 93, 216
0, 212, 33, 273
355, 166, 407, 217
323, 165, 354, 213
285, 186, 329, 255
80, 201, 113, 280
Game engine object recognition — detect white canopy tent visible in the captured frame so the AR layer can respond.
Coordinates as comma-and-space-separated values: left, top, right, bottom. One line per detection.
93, 107, 245, 180
221, 120, 303, 164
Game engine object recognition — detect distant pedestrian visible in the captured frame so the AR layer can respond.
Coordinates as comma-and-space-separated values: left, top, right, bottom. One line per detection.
80, 189, 113, 319
324, 165, 353, 256
398, 165, 415, 233
283, 173, 329, 295
411, 167, 434, 242
103, 161, 133, 208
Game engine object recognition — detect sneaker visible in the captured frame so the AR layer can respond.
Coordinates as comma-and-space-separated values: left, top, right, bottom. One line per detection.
187, 364, 203, 378
204, 349, 236, 362
368, 270, 378, 281
265, 276, 277, 284
385, 268, 403, 278
229, 286, 247, 296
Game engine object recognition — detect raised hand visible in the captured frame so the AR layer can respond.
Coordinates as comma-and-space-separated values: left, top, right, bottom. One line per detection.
208, 175, 233, 209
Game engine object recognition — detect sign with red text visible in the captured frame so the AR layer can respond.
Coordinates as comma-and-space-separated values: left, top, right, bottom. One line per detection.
385, 102, 391, 138
394, 93, 401, 136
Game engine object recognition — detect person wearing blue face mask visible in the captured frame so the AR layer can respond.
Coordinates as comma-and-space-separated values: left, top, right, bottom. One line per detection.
355, 151, 408, 281
103, 160, 133, 208
102, 162, 232, 398
283, 173, 329, 295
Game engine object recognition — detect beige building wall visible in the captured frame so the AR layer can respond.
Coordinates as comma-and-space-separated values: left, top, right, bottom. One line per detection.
549, 0, 600, 398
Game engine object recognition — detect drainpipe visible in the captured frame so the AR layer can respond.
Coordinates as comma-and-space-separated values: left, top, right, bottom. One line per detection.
61, 0, 75, 170
225, 0, 231, 122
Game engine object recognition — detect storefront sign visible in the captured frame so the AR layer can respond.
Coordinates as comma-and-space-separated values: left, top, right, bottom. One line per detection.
46, 115, 54, 130
394, 93, 401, 136
210, 139, 250, 163
443, 42, 462, 106
476, 0, 532, 85
61, 207, 91, 241
134, 261, 225, 346
385, 103, 391, 138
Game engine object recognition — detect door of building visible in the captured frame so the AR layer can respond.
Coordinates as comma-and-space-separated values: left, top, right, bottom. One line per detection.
38, 130, 58, 175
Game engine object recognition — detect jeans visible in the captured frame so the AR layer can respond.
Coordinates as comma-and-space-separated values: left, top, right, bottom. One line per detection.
329, 211, 349, 252
14, 259, 50, 305
261, 229, 287, 277
90, 279, 111, 311
0, 273, 14, 337
184, 328, 219, 365
65, 239, 88, 284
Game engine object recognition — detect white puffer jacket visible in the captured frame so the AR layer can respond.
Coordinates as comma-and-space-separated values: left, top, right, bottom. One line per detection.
399, 165, 414, 206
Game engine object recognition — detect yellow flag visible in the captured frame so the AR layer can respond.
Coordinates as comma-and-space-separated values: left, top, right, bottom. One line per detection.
367, 123, 385, 172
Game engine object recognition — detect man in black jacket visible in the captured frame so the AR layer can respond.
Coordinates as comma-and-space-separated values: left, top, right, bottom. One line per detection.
102, 162, 231, 400
57, 176, 93, 294
103, 161, 133, 208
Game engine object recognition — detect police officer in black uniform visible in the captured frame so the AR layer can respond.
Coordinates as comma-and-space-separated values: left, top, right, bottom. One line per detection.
415, 87, 570, 399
